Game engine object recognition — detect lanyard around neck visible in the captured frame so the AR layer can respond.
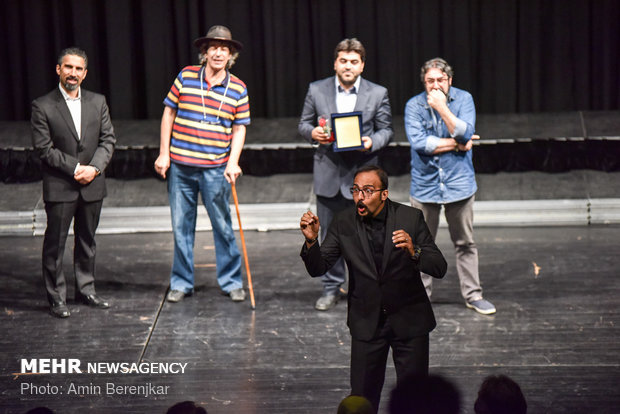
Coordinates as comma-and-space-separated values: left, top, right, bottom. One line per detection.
199, 65, 230, 124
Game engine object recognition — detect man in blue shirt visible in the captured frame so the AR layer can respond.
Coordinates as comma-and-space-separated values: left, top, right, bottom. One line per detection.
404, 57, 495, 315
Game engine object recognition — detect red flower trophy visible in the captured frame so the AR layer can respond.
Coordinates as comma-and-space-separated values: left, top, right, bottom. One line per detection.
318, 115, 335, 142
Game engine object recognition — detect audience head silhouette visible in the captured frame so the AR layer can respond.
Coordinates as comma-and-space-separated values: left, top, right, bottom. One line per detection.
337, 395, 375, 414
26, 408, 54, 414
474, 374, 527, 414
166, 400, 207, 414
389, 373, 460, 414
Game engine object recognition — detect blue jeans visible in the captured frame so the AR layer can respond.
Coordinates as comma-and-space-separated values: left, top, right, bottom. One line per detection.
168, 163, 242, 294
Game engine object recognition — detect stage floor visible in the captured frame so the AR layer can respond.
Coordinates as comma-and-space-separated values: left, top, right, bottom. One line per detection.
1, 226, 619, 413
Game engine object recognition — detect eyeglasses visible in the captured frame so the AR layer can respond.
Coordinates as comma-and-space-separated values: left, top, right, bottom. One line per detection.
424, 77, 449, 86
349, 187, 384, 198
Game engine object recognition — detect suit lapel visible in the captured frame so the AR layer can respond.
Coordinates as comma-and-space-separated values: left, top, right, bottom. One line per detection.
323, 77, 338, 115
355, 215, 378, 280
380, 200, 395, 275
353, 78, 367, 113
54, 89, 80, 141
80, 91, 91, 140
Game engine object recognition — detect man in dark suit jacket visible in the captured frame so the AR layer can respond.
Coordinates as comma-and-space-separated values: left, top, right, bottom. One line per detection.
300, 165, 447, 413
298, 38, 393, 311
31, 47, 115, 318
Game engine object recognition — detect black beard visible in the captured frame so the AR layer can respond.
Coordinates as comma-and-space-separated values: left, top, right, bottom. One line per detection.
338, 74, 356, 88
357, 199, 385, 220
357, 200, 371, 220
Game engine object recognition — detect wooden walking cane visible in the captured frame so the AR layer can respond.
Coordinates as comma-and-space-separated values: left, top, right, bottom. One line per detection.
231, 183, 256, 310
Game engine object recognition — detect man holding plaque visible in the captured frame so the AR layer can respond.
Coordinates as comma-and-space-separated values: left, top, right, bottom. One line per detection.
298, 38, 393, 311
404, 57, 496, 315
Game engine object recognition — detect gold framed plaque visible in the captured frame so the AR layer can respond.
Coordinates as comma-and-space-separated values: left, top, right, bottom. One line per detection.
331, 111, 364, 152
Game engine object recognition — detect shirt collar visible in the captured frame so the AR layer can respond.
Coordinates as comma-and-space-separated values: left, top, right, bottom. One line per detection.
202, 66, 230, 87
335, 76, 361, 94
215, 70, 230, 87
373, 202, 387, 223
58, 84, 81, 101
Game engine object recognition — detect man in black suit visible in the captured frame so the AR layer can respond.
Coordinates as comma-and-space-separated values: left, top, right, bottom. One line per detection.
31, 47, 115, 318
300, 165, 447, 412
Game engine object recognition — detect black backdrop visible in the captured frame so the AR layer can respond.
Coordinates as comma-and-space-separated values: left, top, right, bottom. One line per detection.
1, 0, 618, 121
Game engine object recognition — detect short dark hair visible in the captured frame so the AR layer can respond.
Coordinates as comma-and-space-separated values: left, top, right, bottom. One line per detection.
474, 375, 527, 414
334, 38, 366, 62
25, 408, 55, 414
58, 47, 88, 68
354, 165, 388, 190
420, 57, 453, 83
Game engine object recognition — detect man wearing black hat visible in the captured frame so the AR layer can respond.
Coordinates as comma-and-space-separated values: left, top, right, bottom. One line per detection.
155, 25, 250, 303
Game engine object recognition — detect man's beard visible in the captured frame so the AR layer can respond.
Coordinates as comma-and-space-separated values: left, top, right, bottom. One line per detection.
357, 200, 372, 218
357, 199, 385, 219
434, 86, 449, 97
338, 73, 356, 88
63, 79, 79, 91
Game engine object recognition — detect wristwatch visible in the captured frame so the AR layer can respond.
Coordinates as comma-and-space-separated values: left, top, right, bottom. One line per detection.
410, 245, 422, 262
93, 166, 101, 176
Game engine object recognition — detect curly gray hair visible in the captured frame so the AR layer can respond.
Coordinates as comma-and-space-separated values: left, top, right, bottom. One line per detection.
420, 57, 453, 83
198, 42, 239, 69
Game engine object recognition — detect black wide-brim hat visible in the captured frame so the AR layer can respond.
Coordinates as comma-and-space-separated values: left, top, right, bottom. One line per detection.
193, 25, 243, 51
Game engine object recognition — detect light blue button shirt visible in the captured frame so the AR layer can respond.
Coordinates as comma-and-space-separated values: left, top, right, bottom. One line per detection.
404, 86, 477, 204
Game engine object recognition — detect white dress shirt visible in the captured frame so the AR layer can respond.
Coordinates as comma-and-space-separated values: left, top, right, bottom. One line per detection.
58, 84, 82, 140
335, 76, 361, 113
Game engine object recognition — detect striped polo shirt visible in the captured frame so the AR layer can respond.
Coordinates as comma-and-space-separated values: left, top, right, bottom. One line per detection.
163, 65, 251, 168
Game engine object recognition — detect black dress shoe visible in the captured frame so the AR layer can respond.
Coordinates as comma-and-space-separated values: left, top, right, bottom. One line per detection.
50, 300, 70, 318
315, 291, 339, 311
77, 294, 110, 309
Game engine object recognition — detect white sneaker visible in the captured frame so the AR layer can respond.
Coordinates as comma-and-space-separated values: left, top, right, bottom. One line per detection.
466, 298, 496, 315
229, 288, 246, 302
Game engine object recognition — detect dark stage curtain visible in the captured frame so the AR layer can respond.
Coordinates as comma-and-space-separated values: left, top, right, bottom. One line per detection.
1, 0, 618, 122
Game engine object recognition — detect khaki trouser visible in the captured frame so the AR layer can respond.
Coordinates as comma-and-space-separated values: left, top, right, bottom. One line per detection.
410, 195, 483, 302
